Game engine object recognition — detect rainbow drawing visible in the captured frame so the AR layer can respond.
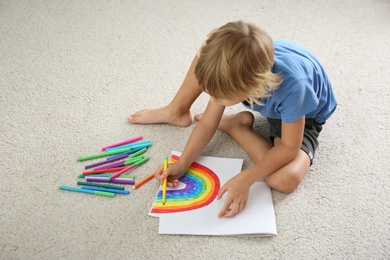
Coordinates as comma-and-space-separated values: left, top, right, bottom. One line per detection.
150, 154, 220, 214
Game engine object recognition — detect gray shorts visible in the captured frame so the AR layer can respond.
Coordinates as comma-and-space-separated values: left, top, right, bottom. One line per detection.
266, 118, 324, 165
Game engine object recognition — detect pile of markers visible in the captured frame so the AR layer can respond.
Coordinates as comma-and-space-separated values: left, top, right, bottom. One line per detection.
59, 136, 152, 197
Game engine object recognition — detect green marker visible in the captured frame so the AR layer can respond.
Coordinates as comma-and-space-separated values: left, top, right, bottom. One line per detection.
58, 185, 115, 197
134, 157, 150, 167
77, 147, 133, 162
129, 148, 148, 158
124, 156, 145, 166
124, 156, 144, 165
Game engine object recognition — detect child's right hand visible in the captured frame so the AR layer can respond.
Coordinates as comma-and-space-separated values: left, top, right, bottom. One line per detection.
153, 162, 185, 188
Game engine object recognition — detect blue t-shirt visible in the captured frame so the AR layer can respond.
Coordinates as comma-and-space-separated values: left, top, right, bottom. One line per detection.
243, 40, 337, 124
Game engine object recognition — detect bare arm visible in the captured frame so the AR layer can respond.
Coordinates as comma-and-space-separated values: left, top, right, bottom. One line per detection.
178, 97, 225, 168
156, 97, 225, 184
242, 116, 306, 184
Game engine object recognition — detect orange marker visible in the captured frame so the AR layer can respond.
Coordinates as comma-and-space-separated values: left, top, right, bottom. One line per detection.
133, 173, 154, 189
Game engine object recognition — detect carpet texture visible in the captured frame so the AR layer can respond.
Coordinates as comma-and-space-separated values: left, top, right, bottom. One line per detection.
1, 0, 389, 259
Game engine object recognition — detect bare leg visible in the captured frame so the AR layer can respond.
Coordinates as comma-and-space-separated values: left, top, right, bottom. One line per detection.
128, 56, 202, 126
216, 111, 273, 162
206, 111, 310, 193
264, 140, 310, 193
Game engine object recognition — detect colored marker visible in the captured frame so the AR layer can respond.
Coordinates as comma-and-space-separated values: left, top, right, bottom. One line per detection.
129, 148, 148, 158
81, 186, 130, 195
94, 156, 144, 171
107, 165, 136, 180
162, 157, 168, 205
123, 156, 145, 166
82, 166, 127, 176
58, 185, 115, 197
101, 136, 143, 151
105, 141, 152, 152
77, 147, 133, 162
84, 154, 129, 169
108, 157, 150, 180
93, 159, 129, 171
76, 181, 125, 190
85, 177, 134, 185
133, 173, 155, 189
105, 147, 145, 160
78, 173, 135, 179
112, 140, 151, 149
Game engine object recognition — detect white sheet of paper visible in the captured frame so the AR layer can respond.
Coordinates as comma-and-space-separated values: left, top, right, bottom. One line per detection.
158, 181, 276, 236
151, 151, 277, 236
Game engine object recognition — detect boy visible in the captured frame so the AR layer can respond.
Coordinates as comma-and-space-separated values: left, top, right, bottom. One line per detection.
129, 21, 337, 218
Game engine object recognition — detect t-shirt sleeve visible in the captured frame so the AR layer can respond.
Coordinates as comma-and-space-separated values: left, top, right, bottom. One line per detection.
278, 78, 319, 123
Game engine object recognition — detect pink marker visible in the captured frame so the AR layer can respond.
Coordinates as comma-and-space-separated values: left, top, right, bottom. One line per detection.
107, 164, 136, 180
108, 157, 150, 180
101, 136, 143, 151
93, 160, 127, 171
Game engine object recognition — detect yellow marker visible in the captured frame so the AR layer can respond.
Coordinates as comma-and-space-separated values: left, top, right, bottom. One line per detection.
162, 157, 168, 205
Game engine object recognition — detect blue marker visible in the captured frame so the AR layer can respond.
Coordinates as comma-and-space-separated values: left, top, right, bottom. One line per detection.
59, 185, 115, 197
106, 141, 152, 152
80, 186, 130, 195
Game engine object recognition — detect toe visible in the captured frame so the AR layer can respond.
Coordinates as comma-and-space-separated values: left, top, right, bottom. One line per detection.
131, 110, 146, 117
194, 113, 204, 121
128, 116, 143, 124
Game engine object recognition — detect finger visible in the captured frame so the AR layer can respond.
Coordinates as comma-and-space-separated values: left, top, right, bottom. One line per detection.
224, 201, 239, 218
218, 197, 233, 218
242, 201, 247, 211
217, 186, 227, 200
167, 179, 179, 187
166, 173, 177, 182
236, 201, 245, 216
228, 199, 247, 217
218, 205, 231, 218
153, 165, 164, 183
171, 179, 179, 187
161, 168, 170, 179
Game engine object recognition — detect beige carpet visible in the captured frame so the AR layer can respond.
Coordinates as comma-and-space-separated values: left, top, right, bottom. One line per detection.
1, 0, 389, 259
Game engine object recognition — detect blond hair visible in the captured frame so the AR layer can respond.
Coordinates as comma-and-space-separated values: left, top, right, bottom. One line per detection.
195, 21, 282, 105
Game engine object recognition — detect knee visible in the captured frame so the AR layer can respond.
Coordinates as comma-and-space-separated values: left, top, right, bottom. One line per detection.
266, 178, 298, 193
265, 170, 304, 194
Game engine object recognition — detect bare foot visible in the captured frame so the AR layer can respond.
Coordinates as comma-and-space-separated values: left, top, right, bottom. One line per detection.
194, 111, 254, 135
128, 106, 193, 127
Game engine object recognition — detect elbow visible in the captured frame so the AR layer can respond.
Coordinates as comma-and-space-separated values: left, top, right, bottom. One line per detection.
283, 146, 300, 164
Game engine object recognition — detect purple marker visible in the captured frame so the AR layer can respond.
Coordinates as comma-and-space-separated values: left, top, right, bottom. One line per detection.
85, 176, 135, 185
93, 159, 127, 171
105, 147, 145, 161
84, 154, 129, 170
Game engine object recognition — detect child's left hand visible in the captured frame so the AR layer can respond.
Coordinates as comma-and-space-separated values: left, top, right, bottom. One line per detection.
217, 173, 250, 218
